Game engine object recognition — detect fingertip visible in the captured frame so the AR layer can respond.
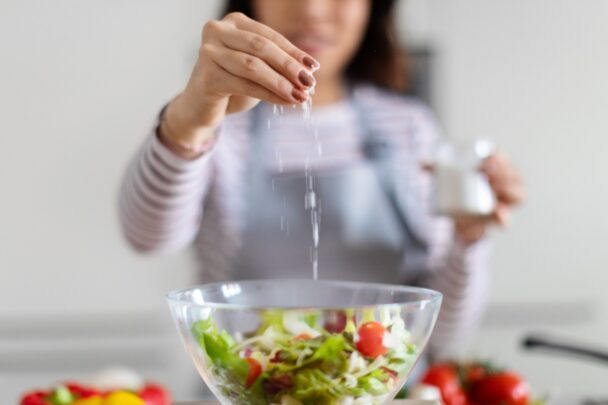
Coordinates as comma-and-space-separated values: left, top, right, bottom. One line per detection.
302, 55, 320, 72
481, 158, 498, 174
496, 207, 511, 226
291, 88, 309, 104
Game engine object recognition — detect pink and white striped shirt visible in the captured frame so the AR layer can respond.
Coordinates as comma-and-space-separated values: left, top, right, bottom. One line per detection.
119, 85, 490, 357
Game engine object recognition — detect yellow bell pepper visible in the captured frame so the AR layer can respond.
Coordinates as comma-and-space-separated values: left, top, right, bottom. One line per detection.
72, 391, 145, 405
103, 391, 146, 405
71, 396, 103, 405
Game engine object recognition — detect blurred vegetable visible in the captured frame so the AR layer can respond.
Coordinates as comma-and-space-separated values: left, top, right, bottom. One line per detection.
420, 362, 537, 405
64, 384, 99, 399
20, 392, 49, 405
469, 372, 530, 405
104, 391, 145, 405
421, 364, 467, 405
19, 380, 170, 405
71, 397, 102, 405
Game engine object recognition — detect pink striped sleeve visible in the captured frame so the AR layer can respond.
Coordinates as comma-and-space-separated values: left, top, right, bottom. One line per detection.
426, 238, 491, 358
118, 132, 213, 253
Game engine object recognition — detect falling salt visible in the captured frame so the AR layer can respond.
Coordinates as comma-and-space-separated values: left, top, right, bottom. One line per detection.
266, 69, 322, 280
310, 247, 319, 281
304, 190, 316, 210
300, 81, 322, 280
302, 86, 315, 122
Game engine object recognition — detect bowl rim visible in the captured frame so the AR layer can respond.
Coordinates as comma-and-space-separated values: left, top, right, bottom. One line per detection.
166, 279, 443, 310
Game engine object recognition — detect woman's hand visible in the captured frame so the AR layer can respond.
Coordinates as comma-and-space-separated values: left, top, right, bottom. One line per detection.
159, 12, 319, 158
454, 153, 526, 244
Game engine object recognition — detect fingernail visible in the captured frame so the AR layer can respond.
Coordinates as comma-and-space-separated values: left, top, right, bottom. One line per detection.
303, 56, 320, 71
291, 88, 308, 103
298, 70, 316, 88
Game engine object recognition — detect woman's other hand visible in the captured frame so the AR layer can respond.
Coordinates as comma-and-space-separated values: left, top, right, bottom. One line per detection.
454, 153, 526, 244
159, 12, 319, 158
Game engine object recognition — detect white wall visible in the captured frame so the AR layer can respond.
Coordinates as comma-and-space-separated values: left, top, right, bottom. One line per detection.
400, 0, 608, 395
1, 0, 606, 401
0, 1, 223, 402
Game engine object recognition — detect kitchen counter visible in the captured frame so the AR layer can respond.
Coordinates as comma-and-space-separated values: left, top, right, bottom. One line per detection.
174, 401, 440, 405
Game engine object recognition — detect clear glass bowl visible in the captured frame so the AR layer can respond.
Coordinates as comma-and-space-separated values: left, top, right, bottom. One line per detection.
167, 280, 442, 405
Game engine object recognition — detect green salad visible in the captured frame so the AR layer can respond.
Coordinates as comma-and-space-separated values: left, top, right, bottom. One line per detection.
191, 308, 418, 405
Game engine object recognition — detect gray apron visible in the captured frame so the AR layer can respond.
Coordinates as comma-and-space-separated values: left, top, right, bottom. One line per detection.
232, 99, 429, 285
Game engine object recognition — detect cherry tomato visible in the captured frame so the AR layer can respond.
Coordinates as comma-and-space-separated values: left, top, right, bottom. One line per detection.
20, 391, 49, 405
245, 358, 262, 388
139, 384, 172, 405
450, 390, 468, 405
356, 321, 387, 358
422, 364, 467, 405
466, 365, 487, 385
469, 372, 530, 405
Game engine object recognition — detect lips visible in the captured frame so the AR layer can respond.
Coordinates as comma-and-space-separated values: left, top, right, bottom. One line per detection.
290, 34, 333, 56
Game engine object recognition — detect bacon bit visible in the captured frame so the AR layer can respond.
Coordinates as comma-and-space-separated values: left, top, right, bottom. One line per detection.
381, 366, 399, 381
262, 374, 294, 396
324, 310, 348, 333
270, 350, 285, 363
294, 333, 313, 340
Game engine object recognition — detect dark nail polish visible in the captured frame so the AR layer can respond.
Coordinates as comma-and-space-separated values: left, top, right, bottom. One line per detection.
298, 70, 316, 88
291, 88, 308, 103
303, 56, 320, 71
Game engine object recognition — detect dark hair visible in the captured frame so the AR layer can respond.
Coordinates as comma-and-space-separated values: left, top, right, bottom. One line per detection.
223, 0, 410, 92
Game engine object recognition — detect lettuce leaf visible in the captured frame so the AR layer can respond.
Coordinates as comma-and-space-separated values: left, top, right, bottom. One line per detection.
192, 319, 249, 381
292, 369, 343, 404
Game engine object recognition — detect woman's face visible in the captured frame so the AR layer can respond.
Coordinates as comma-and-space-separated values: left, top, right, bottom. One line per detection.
252, 0, 371, 82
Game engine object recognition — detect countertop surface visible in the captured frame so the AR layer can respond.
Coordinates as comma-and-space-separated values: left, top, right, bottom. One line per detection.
174, 401, 439, 405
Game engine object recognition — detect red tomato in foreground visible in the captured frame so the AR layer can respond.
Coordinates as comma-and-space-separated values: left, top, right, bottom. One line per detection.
356, 321, 387, 358
245, 358, 262, 388
465, 365, 487, 386
469, 372, 530, 405
19, 391, 49, 405
421, 364, 467, 405
65, 383, 100, 398
139, 384, 171, 405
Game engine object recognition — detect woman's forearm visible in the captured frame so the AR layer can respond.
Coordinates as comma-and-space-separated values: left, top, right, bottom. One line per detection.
157, 93, 224, 160
118, 131, 213, 253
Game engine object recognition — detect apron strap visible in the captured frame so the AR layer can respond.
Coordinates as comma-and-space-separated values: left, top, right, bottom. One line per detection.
349, 90, 431, 283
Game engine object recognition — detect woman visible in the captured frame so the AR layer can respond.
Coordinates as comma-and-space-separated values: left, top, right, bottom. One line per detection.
119, 0, 524, 358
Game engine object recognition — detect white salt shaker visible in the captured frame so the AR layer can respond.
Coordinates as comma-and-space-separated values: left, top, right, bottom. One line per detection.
434, 139, 496, 217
